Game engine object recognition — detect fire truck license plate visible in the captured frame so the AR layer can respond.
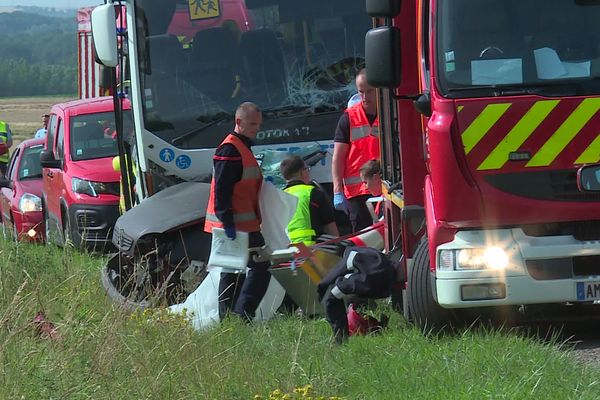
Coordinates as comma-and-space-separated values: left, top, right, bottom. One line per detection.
576, 282, 600, 301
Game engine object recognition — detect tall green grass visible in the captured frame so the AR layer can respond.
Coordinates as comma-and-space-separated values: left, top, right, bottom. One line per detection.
1, 239, 598, 399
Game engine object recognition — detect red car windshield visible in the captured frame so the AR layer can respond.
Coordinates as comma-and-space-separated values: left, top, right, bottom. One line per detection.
18, 144, 43, 180
69, 111, 133, 161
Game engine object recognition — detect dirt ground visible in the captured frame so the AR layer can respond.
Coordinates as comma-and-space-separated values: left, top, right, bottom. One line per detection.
0, 96, 75, 144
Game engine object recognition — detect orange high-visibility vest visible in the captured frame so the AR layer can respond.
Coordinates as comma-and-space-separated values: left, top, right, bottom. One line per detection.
343, 104, 380, 199
204, 134, 263, 233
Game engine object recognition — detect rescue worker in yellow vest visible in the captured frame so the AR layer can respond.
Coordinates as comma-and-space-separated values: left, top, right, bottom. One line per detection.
280, 155, 338, 245
112, 151, 138, 214
204, 102, 271, 321
332, 69, 380, 232
0, 120, 13, 176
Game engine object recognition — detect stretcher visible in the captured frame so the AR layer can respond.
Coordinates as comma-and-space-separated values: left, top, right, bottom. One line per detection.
268, 222, 385, 315
270, 245, 341, 315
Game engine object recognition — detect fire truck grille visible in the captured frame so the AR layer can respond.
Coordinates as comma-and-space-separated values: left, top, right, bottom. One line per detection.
485, 170, 600, 202
527, 255, 600, 280
521, 220, 600, 241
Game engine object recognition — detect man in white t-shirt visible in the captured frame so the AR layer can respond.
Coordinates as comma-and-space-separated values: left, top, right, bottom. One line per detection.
34, 114, 49, 139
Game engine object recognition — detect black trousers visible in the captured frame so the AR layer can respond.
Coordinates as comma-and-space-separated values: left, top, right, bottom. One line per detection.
322, 287, 349, 343
218, 231, 271, 321
348, 194, 372, 232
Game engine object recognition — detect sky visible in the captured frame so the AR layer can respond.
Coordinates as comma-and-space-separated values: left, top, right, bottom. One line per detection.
0, 0, 102, 7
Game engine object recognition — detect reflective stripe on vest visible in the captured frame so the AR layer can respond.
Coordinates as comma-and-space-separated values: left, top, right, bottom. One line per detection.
284, 183, 316, 245
343, 104, 380, 199
350, 125, 380, 141
204, 134, 263, 233
205, 211, 258, 223
242, 165, 262, 180
0, 121, 9, 163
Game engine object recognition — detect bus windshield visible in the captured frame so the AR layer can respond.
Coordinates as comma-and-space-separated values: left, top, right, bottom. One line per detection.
134, 0, 370, 149
436, 0, 600, 98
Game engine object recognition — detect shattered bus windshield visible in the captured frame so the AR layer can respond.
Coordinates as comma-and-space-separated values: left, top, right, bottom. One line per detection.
437, 0, 600, 98
135, 0, 370, 149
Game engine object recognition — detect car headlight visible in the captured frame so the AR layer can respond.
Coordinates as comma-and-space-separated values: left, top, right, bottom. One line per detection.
438, 247, 509, 270
19, 193, 42, 212
72, 177, 112, 197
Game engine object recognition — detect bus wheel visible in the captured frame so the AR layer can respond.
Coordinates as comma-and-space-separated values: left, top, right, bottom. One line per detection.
406, 237, 455, 333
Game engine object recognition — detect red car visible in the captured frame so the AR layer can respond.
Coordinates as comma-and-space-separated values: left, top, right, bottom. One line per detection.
40, 97, 132, 250
0, 138, 45, 242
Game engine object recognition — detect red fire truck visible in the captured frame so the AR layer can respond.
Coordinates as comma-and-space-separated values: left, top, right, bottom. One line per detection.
366, 0, 600, 328
78, 7, 105, 98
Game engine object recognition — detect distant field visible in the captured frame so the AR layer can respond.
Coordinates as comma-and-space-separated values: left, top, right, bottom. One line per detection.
0, 96, 75, 143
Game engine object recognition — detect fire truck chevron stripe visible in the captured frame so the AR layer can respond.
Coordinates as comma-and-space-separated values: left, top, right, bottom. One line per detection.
527, 97, 600, 167
477, 100, 559, 170
575, 134, 600, 164
462, 103, 511, 154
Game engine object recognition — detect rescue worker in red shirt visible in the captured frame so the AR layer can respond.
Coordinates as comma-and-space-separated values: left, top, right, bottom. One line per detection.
332, 69, 380, 232
204, 102, 270, 321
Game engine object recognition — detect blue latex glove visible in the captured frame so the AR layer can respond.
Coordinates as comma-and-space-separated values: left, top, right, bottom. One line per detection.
224, 226, 236, 240
333, 192, 349, 214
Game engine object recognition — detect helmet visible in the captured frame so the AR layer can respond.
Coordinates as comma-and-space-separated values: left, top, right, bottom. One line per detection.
347, 93, 361, 108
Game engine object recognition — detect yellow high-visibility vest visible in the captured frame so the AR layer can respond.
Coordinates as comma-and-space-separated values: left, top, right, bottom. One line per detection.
284, 183, 316, 246
0, 121, 10, 163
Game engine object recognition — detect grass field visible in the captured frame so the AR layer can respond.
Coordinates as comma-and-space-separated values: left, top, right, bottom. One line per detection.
0, 96, 598, 398
0, 95, 75, 143
1, 239, 599, 399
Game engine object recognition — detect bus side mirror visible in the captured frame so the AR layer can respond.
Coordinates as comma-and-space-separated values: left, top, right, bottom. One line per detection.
91, 4, 118, 67
365, 26, 401, 87
366, 0, 401, 17
577, 164, 600, 192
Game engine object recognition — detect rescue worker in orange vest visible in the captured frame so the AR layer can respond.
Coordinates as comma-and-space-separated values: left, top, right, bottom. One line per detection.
332, 69, 380, 232
204, 102, 271, 321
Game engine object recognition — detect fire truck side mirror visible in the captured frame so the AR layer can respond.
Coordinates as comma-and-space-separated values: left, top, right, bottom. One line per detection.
366, 0, 401, 17
577, 164, 600, 192
91, 4, 118, 68
365, 26, 401, 88
413, 93, 431, 117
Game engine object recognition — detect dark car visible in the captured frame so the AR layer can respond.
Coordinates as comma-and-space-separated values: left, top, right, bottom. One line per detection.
0, 138, 45, 242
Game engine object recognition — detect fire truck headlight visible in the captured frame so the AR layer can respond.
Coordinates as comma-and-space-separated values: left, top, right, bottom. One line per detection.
456, 247, 508, 270
483, 246, 509, 270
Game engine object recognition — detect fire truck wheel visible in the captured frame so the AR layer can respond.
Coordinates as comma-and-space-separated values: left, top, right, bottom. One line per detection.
406, 237, 455, 332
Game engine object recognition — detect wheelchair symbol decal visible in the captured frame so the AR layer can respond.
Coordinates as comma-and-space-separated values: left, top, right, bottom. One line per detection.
176, 155, 192, 169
